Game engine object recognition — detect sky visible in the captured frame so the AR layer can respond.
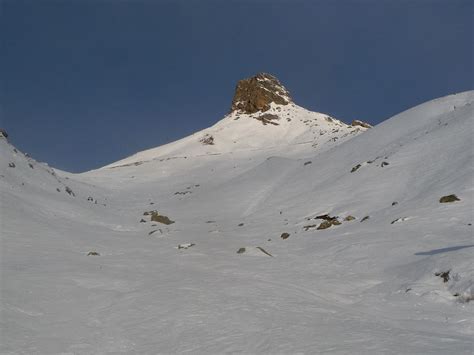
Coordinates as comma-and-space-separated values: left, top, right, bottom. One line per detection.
1, 0, 472, 173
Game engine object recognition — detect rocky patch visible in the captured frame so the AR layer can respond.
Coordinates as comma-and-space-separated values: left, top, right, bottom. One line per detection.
439, 194, 460, 203
199, 134, 214, 145
254, 113, 280, 126
351, 120, 372, 129
280, 232, 290, 240
231, 73, 291, 114
144, 211, 175, 225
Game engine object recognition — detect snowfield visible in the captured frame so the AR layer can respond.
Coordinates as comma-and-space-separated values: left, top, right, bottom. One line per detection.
1, 92, 473, 354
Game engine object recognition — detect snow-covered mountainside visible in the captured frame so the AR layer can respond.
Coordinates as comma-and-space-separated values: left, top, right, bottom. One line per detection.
1, 82, 473, 353
103, 73, 368, 170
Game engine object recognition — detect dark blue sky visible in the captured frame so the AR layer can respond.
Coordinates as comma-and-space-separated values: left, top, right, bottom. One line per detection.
1, 0, 472, 172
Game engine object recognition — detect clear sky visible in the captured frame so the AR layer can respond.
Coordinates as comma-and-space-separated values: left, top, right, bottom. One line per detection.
1, 0, 472, 172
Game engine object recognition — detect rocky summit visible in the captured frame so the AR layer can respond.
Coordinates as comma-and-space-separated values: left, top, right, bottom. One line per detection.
230, 73, 292, 114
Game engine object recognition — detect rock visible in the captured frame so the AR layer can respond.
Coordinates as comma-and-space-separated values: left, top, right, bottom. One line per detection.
8, 162, 15, 168
254, 113, 280, 126
304, 161, 312, 166
317, 220, 333, 230
65, 186, 75, 197
351, 120, 372, 129
303, 224, 317, 231
361, 216, 370, 222
344, 215, 356, 221
140, 219, 146, 223
199, 134, 214, 145
87, 251, 100, 256
381, 161, 389, 167
238, 223, 244, 227
351, 164, 361, 173
230, 73, 292, 114
178, 243, 195, 249
392, 201, 398, 206
435, 270, 450, 283
314, 214, 341, 229
0, 128, 8, 138
315, 214, 335, 221
280, 232, 290, 240
439, 194, 460, 203
237, 247, 246, 254
150, 211, 175, 225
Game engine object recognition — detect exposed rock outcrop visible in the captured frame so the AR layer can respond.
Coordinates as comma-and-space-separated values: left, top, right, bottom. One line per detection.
231, 73, 292, 114
351, 120, 372, 129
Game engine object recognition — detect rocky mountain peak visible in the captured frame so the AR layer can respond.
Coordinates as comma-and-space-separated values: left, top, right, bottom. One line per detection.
231, 73, 292, 114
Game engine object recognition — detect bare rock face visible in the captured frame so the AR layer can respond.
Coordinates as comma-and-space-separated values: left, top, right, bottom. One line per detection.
0, 128, 8, 138
231, 73, 292, 114
351, 120, 372, 129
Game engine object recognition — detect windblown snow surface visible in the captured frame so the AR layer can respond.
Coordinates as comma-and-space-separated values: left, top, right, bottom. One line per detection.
1, 93, 473, 354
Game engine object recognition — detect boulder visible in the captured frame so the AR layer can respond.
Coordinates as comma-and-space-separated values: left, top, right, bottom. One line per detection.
439, 194, 460, 203
150, 211, 175, 225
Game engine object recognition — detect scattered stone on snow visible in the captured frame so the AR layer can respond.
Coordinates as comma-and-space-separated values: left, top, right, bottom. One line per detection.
8, 162, 15, 168
87, 251, 100, 256
344, 215, 356, 221
237, 247, 246, 254
178, 243, 195, 250
381, 161, 389, 167
317, 220, 333, 230
280, 232, 290, 240
304, 161, 312, 166
392, 201, 398, 206
360, 216, 370, 222
65, 186, 75, 197
435, 270, 450, 283
199, 134, 215, 145
351, 164, 361, 173
351, 120, 372, 129
149, 211, 175, 225
439, 194, 460, 203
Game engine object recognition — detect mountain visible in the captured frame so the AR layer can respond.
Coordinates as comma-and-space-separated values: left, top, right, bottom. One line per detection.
1, 76, 473, 354
101, 73, 369, 170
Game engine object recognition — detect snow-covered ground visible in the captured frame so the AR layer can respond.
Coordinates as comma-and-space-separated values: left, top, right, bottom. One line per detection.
1, 92, 473, 354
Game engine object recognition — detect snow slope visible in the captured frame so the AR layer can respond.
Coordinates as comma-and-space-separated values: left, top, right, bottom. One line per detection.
102, 102, 366, 169
1, 92, 473, 354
